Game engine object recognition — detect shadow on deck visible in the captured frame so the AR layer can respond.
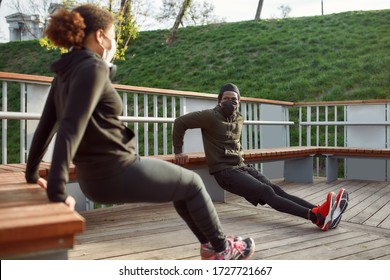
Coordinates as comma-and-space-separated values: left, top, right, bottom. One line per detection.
69, 178, 390, 260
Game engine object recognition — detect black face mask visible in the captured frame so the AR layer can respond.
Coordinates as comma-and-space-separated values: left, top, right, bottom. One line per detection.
221, 100, 238, 117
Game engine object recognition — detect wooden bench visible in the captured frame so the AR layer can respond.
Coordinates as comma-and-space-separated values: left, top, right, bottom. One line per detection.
1, 146, 389, 259
152, 146, 390, 186
316, 147, 390, 183
0, 164, 84, 260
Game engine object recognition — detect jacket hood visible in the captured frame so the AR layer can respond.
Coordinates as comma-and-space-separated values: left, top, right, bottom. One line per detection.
50, 48, 102, 81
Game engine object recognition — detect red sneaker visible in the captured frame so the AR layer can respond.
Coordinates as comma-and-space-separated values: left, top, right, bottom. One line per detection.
330, 188, 349, 229
208, 237, 255, 260
312, 192, 336, 231
201, 236, 242, 260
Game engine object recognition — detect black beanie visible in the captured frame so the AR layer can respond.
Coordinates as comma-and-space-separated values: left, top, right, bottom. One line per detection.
218, 83, 240, 101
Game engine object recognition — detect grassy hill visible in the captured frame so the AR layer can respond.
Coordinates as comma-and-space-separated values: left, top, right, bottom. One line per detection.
0, 9, 389, 102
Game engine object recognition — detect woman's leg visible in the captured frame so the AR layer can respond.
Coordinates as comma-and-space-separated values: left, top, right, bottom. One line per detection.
78, 157, 226, 252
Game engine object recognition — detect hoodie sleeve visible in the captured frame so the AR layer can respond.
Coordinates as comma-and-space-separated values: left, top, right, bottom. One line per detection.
46, 62, 109, 202
25, 79, 59, 183
172, 109, 212, 154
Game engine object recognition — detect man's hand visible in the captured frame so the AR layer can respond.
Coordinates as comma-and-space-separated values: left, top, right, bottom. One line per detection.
175, 153, 189, 166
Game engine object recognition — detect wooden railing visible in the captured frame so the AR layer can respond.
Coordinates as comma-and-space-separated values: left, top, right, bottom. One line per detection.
1, 71, 389, 181
0, 71, 294, 163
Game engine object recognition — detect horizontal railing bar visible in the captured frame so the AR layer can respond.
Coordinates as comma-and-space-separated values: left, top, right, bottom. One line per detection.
0, 112, 41, 120
0, 112, 294, 125
119, 116, 175, 123
300, 121, 390, 126
244, 120, 294, 125
295, 100, 390, 106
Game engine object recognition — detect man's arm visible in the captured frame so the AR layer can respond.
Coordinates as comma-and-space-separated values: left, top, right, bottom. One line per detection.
172, 110, 211, 166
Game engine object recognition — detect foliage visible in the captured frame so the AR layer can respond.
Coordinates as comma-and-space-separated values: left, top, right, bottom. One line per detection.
115, 0, 139, 60
278, 4, 291, 18
157, 0, 218, 27
38, 0, 139, 60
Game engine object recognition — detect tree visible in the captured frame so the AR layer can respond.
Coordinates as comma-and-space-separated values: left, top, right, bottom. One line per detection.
278, 4, 291, 18
157, 0, 217, 27
185, 0, 217, 25
254, 0, 264, 21
165, 0, 191, 45
115, 0, 139, 60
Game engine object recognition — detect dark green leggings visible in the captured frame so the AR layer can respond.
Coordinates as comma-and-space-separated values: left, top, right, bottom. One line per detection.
77, 156, 227, 252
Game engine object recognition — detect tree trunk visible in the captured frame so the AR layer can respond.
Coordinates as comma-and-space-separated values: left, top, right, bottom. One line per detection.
166, 0, 191, 46
255, 0, 264, 21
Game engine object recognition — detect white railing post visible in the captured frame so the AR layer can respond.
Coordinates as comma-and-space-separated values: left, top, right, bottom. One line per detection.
334, 106, 338, 147
325, 106, 328, 146
284, 106, 290, 146
153, 95, 158, 155
253, 103, 259, 149
248, 103, 253, 150
2, 81, 7, 164
241, 102, 247, 150
133, 93, 139, 155
306, 106, 311, 146
298, 106, 303, 146
171, 96, 176, 153
20, 82, 26, 163
162, 96, 168, 154
122, 93, 128, 127
315, 106, 319, 176
143, 94, 149, 156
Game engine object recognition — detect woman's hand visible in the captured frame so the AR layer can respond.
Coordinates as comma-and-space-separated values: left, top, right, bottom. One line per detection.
37, 178, 76, 211
65, 195, 76, 211
37, 177, 48, 189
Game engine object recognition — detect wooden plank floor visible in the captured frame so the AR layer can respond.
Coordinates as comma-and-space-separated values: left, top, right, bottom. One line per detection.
69, 178, 390, 260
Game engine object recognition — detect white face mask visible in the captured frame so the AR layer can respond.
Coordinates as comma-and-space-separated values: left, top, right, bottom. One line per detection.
101, 35, 117, 65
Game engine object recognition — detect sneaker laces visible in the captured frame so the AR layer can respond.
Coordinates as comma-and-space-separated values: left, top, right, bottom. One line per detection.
221, 238, 246, 258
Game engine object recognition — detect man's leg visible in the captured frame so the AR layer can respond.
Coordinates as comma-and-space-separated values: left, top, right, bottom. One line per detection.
214, 167, 309, 219
246, 165, 316, 209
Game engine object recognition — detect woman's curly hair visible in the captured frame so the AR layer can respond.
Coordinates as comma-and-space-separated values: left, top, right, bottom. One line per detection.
45, 4, 114, 49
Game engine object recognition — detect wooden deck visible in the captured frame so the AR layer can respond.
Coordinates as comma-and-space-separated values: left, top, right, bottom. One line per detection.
69, 178, 390, 260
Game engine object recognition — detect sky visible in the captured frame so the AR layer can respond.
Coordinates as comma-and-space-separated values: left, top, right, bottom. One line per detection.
0, 0, 389, 42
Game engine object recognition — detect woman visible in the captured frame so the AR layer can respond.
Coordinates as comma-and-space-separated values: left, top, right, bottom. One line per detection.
25, 4, 254, 260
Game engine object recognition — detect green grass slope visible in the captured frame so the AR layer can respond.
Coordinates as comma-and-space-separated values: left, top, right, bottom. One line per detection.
1, 10, 389, 101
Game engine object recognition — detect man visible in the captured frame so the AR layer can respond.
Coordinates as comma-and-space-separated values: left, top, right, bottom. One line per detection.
173, 83, 349, 233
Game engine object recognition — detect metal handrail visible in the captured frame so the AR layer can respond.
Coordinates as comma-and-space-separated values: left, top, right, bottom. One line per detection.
300, 121, 390, 126
0, 111, 294, 126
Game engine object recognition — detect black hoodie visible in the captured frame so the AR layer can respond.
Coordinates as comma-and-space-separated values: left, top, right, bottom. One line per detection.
25, 49, 136, 202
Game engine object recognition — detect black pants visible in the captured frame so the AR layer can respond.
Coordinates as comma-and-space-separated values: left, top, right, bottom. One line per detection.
214, 165, 316, 219
77, 156, 227, 252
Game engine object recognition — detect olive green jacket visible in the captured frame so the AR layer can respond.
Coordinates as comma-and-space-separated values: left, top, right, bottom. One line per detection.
173, 105, 245, 174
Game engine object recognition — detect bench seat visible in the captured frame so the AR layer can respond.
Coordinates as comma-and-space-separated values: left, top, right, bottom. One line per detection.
0, 172, 84, 259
